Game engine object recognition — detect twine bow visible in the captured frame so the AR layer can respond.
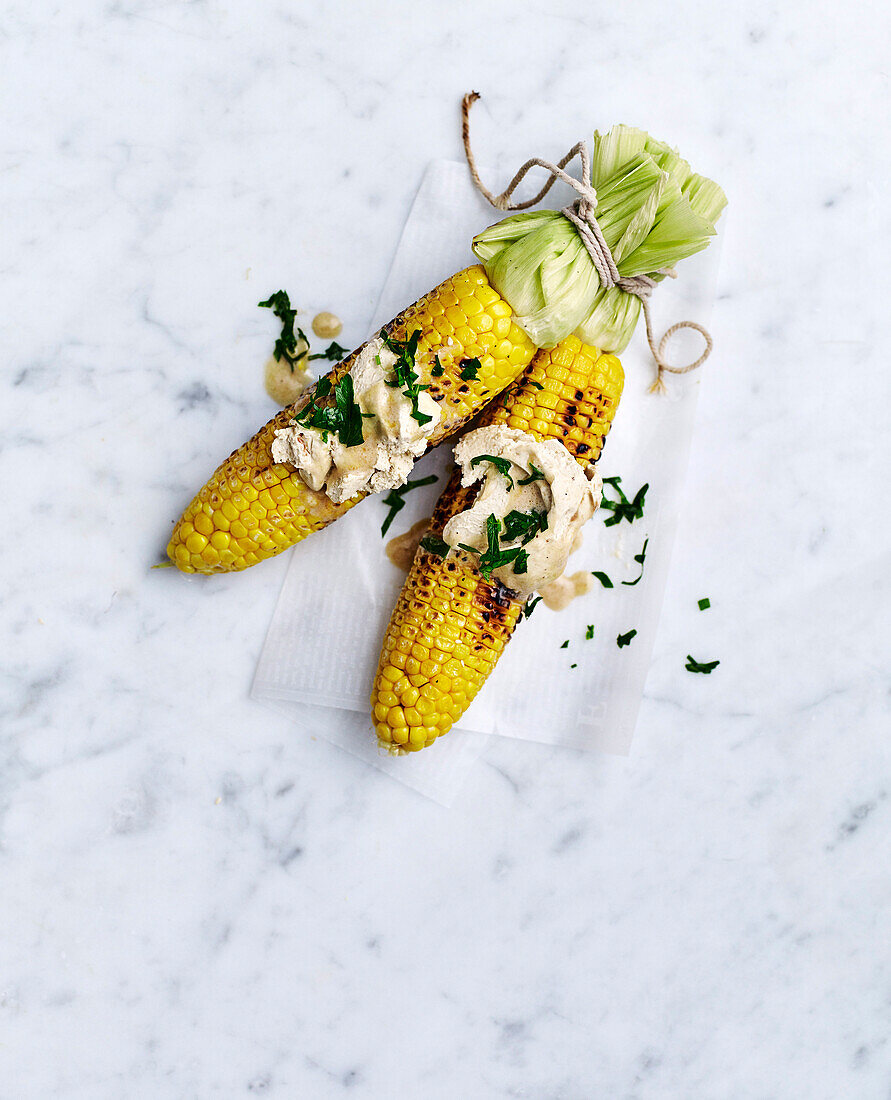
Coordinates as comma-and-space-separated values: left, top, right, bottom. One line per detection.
461, 92, 713, 393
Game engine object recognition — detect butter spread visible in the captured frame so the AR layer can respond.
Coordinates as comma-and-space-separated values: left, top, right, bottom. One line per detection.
442, 426, 601, 599
270, 336, 441, 504
385, 517, 431, 573
540, 570, 596, 610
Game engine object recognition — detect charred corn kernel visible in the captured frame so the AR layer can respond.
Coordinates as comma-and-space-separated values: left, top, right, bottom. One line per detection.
371, 336, 625, 752
167, 266, 535, 574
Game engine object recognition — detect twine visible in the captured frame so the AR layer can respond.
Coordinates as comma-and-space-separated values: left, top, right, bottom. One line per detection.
461, 91, 713, 393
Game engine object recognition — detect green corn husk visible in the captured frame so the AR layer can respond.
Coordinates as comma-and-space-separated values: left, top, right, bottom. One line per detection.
471, 125, 727, 353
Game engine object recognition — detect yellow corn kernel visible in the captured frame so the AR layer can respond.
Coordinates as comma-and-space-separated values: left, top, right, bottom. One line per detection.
193, 512, 213, 536
185, 532, 207, 554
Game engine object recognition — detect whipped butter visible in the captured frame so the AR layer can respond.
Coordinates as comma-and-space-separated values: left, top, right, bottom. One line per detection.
271, 336, 441, 504
442, 425, 601, 599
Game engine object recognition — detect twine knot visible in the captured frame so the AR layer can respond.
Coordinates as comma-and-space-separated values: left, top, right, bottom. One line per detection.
461, 91, 713, 393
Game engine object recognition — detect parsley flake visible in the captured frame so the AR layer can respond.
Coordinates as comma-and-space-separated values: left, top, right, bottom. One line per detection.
570, 663, 577, 669
698, 597, 711, 611
309, 340, 349, 363
616, 629, 637, 648
419, 533, 450, 558
461, 513, 533, 581
431, 361, 445, 378
622, 537, 649, 587
470, 454, 514, 488
522, 595, 542, 619
585, 625, 595, 640
600, 476, 649, 527
380, 474, 438, 537
528, 380, 544, 390
591, 571, 614, 588
292, 372, 366, 447
686, 655, 720, 674
459, 357, 481, 381
259, 290, 309, 371
518, 464, 546, 486
501, 508, 548, 545
380, 329, 432, 427
560, 639, 569, 649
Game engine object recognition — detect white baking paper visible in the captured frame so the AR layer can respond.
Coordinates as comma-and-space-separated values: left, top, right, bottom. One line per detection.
253, 158, 722, 804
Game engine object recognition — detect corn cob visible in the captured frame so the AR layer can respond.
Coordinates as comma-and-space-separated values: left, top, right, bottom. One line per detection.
371, 335, 624, 752
167, 265, 535, 574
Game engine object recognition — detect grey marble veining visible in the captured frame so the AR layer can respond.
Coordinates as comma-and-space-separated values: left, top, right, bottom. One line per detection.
2, 0, 890, 1096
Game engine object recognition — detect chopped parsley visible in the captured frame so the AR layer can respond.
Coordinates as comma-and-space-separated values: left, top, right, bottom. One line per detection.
309, 340, 349, 363
585, 624, 595, 640
698, 597, 711, 611
518, 464, 546, 486
459, 357, 481, 381
431, 360, 445, 378
459, 513, 529, 580
501, 508, 548, 545
258, 290, 309, 371
622, 537, 649, 587
570, 663, 577, 669
686, 655, 720, 674
292, 373, 367, 447
528, 379, 544, 390
591, 571, 614, 588
522, 595, 542, 619
379, 474, 438, 537
381, 328, 433, 427
600, 476, 649, 527
616, 629, 637, 648
419, 533, 450, 558
560, 639, 569, 649
470, 454, 514, 488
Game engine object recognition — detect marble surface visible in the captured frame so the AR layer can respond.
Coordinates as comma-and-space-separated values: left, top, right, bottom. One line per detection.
2, 1, 889, 1096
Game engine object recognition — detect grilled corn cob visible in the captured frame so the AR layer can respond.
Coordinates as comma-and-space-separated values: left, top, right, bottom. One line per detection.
168, 266, 535, 573
371, 335, 624, 752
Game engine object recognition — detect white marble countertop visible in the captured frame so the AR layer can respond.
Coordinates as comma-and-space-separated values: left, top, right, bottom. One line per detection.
3, 1, 889, 1096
